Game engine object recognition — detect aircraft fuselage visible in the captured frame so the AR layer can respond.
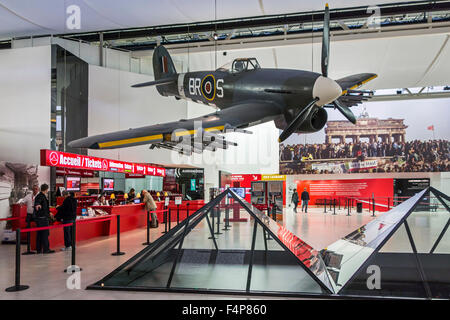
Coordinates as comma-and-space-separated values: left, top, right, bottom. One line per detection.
160, 69, 322, 117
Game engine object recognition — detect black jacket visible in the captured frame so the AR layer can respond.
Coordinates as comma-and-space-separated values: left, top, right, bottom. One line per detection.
34, 192, 50, 219
56, 196, 77, 221
291, 192, 299, 203
301, 191, 310, 201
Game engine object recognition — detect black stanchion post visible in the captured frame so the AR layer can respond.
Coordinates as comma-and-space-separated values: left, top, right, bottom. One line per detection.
168, 208, 172, 231
372, 195, 376, 217
324, 198, 327, 213
223, 204, 230, 231
211, 207, 215, 231
388, 197, 390, 211
111, 215, 125, 256
5, 229, 29, 292
143, 211, 150, 245
186, 203, 190, 218
347, 199, 350, 216
163, 207, 168, 234
215, 207, 222, 235
65, 220, 82, 272
266, 205, 273, 240
177, 204, 180, 224
22, 220, 36, 255
208, 207, 217, 240
333, 199, 336, 215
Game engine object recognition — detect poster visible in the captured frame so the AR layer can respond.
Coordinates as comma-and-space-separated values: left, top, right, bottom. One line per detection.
295, 178, 394, 211
280, 99, 450, 175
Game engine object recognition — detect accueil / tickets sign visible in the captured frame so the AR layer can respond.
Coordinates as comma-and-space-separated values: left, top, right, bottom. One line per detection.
40, 149, 165, 177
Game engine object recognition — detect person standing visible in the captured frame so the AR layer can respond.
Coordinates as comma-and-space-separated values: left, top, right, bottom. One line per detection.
18, 184, 39, 224
127, 188, 136, 203
33, 184, 55, 254
291, 189, 299, 213
56, 191, 77, 251
301, 188, 310, 213
143, 190, 158, 228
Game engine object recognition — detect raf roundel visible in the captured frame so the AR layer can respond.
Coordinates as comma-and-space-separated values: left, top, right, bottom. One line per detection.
201, 74, 216, 101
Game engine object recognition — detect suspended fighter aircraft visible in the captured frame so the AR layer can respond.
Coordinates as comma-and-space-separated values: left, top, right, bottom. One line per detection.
69, 4, 377, 154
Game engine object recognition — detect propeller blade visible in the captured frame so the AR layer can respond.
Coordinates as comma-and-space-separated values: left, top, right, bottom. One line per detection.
321, 4, 330, 77
333, 100, 356, 124
279, 98, 319, 142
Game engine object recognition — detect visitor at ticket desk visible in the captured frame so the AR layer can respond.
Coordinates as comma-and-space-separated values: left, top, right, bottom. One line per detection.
127, 188, 136, 203
92, 195, 109, 206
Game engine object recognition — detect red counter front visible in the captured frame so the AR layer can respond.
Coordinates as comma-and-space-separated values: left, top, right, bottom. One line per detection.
29, 200, 204, 250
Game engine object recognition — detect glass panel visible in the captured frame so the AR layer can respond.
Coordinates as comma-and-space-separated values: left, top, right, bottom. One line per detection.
170, 198, 251, 291
99, 204, 211, 288
433, 223, 450, 254
95, 189, 329, 295
229, 190, 331, 293
323, 189, 427, 292
340, 188, 450, 298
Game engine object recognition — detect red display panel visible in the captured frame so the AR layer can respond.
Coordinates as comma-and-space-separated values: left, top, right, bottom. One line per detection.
56, 168, 95, 177
295, 178, 394, 212
231, 174, 261, 202
41, 149, 165, 176
102, 178, 115, 191
65, 176, 81, 191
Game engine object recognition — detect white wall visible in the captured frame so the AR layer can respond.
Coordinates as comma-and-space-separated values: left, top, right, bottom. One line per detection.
0, 46, 51, 164
0, 46, 51, 236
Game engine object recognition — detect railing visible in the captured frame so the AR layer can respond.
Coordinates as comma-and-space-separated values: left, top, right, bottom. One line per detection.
2, 208, 169, 292
313, 194, 446, 217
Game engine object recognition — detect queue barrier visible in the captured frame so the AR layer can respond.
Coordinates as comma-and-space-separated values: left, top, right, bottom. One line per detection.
4, 208, 168, 293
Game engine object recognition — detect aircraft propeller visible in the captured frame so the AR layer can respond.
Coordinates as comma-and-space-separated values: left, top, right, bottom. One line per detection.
278, 4, 357, 142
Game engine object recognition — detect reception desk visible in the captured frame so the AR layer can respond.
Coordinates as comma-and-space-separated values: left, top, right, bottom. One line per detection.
29, 200, 205, 250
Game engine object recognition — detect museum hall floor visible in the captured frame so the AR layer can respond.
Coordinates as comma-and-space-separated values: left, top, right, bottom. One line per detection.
1, 205, 445, 300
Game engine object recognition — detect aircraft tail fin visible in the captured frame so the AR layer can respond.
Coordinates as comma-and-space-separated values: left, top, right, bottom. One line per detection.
153, 45, 177, 80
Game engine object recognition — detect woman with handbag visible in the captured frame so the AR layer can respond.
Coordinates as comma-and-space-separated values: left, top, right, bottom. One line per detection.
143, 190, 158, 228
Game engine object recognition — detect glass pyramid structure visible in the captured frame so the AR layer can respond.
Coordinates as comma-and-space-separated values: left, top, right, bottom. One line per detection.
87, 187, 450, 299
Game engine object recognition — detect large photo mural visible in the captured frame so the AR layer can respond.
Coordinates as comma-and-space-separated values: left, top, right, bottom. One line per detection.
279, 98, 450, 175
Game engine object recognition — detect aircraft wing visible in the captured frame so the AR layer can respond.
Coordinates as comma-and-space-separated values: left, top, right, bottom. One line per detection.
334, 73, 377, 108
68, 101, 282, 154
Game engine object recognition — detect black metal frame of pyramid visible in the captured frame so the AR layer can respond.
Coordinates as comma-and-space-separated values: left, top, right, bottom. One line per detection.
87, 187, 449, 299
328, 187, 450, 299
87, 188, 335, 297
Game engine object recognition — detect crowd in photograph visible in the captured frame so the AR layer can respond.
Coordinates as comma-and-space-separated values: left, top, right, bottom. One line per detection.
279, 139, 450, 174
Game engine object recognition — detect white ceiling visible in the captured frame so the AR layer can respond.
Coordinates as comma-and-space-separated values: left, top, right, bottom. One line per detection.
169, 30, 450, 90
0, 0, 413, 39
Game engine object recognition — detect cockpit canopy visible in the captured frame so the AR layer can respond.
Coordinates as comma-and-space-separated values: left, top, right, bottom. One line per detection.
217, 58, 261, 73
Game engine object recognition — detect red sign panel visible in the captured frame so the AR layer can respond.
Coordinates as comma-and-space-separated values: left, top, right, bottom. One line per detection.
56, 168, 95, 177
41, 149, 165, 177
231, 174, 261, 202
295, 178, 394, 212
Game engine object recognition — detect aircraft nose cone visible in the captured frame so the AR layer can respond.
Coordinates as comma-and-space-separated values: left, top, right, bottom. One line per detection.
312, 76, 342, 106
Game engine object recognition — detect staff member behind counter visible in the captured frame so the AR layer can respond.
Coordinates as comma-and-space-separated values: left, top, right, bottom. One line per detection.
127, 188, 137, 203
93, 194, 109, 206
